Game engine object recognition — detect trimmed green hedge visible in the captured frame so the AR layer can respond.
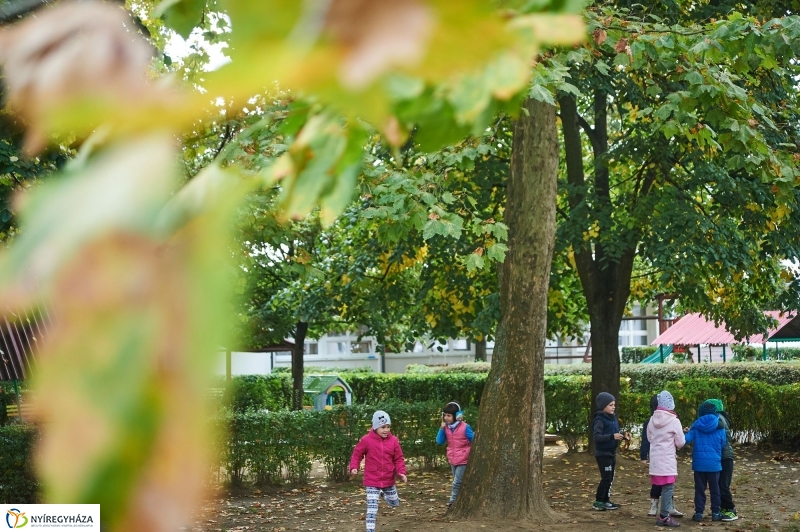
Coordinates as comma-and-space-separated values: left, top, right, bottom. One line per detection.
213, 401, 479, 486
7, 365, 800, 494
223, 362, 800, 413
0, 424, 39, 503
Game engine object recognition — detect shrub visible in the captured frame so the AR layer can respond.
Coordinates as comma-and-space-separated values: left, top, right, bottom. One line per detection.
214, 401, 478, 486
662, 378, 792, 443
0, 424, 39, 503
224, 375, 292, 412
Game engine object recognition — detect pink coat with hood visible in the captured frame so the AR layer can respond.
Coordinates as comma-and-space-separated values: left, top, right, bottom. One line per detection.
646, 408, 686, 476
349, 429, 407, 488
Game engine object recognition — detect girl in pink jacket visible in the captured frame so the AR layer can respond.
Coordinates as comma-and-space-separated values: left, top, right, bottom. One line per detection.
646, 390, 686, 527
436, 401, 474, 507
349, 410, 407, 532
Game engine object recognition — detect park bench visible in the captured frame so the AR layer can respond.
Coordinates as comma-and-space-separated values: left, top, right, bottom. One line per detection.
6, 403, 35, 422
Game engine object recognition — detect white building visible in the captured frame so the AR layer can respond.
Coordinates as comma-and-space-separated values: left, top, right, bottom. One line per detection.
215, 302, 663, 375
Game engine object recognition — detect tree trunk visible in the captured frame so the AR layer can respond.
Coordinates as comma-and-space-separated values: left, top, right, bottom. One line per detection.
474, 337, 486, 362
560, 92, 636, 451
291, 321, 308, 411
449, 98, 559, 521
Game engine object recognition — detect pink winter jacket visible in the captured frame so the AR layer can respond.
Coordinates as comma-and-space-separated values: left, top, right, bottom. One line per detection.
646, 409, 686, 476
444, 422, 471, 466
349, 429, 407, 488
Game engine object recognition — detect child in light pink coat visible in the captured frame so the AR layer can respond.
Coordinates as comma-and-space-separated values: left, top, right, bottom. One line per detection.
646, 390, 686, 527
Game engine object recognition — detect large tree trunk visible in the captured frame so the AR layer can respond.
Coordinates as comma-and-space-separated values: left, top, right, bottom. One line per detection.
560, 91, 640, 453
449, 98, 559, 521
291, 321, 308, 411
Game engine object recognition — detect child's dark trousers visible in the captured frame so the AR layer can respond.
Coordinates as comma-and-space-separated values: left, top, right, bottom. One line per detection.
693, 471, 721, 514
595, 455, 616, 502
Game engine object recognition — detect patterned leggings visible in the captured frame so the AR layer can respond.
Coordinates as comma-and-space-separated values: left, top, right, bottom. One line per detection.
365, 485, 400, 531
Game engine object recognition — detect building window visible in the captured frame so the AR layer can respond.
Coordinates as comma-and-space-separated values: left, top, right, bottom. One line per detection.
350, 341, 372, 353
618, 303, 648, 346
452, 339, 470, 351
328, 341, 348, 354
306, 342, 319, 355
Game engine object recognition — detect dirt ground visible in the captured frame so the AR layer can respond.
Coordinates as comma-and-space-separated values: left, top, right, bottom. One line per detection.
186, 442, 800, 532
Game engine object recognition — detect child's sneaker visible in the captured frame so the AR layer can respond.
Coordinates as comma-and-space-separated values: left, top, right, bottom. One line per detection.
605, 501, 621, 510
692, 512, 704, 522
592, 501, 607, 511
720, 509, 738, 522
669, 503, 684, 518
648, 499, 659, 516
711, 512, 722, 521
656, 515, 681, 527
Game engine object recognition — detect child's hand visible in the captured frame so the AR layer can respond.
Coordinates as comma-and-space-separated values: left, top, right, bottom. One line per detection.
399, 473, 407, 483
349, 468, 358, 477
683, 426, 690, 433
613, 432, 624, 440
641, 459, 648, 466
441, 421, 447, 429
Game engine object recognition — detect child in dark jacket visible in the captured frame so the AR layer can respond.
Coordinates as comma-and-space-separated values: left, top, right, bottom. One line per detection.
350, 410, 408, 532
708, 398, 737, 522
641, 394, 685, 518
436, 401, 474, 507
683, 401, 726, 522
592, 392, 624, 511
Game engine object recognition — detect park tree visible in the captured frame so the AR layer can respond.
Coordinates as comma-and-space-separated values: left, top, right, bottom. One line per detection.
525, 5, 800, 405
449, 97, 561, 519
0, 4, 585, 531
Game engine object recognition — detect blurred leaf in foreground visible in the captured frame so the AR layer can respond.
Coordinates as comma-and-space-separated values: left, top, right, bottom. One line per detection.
0, 136, 240, 531
0, 1, 155, 153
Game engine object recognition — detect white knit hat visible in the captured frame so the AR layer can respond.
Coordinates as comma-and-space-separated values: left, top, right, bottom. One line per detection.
372, 410, 391, 429
657, 390, 675, 411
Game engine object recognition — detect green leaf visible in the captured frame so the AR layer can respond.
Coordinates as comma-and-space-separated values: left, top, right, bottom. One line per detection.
486, 242, 508, 262
529, 84, 555, 105
154, 0, 206, 39
464, 252, 485, 272
422, 219, 446, 240
594, 60, 610, 75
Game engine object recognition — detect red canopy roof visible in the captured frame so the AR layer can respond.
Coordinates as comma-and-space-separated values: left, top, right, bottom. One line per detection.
651, 311, 799, 346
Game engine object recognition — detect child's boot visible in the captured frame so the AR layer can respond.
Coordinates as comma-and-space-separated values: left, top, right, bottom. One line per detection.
648, 498, 659, 516
669, 497, 684, 517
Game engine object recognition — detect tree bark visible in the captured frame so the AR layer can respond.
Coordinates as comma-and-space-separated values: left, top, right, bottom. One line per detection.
291, 321, 308, 411
449, 98, 559, 521
474, 337, 487, 362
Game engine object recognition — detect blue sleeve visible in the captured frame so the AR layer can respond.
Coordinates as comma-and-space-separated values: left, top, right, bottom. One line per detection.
684, 428, 695, 445
465, 424, 474, 442
640, 420, 650, 460
436, 427, 446, 445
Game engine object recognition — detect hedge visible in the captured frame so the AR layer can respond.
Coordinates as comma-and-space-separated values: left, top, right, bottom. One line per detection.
0, 424, 40, 503
212, 401, 479, 486
222, 361, 800, 413
6, 366, 800, 494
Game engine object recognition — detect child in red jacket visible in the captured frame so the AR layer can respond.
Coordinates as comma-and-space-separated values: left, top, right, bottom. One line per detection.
350, 410, 408, 532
